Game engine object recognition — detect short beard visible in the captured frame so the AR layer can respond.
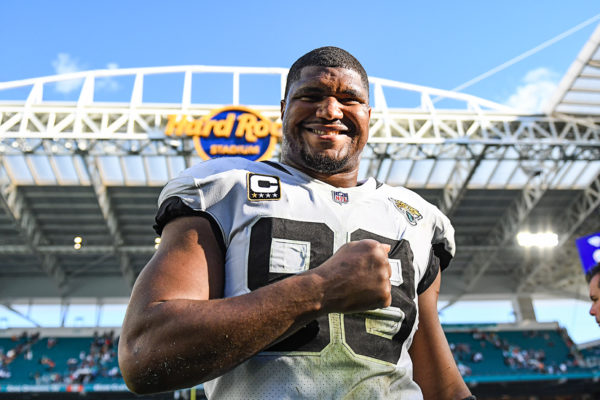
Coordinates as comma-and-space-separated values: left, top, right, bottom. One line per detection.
299, 149, 350, 174
281, 134, 354, 174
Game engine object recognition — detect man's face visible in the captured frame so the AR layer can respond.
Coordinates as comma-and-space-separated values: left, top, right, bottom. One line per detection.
280, 66, 371, 176
589, 274, 600, 326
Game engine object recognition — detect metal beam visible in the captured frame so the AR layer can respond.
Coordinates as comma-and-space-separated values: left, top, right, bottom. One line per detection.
82, 155, 137, 287
442, 160, 565, 309
439, 146, 487, 217
1, 303, 41, 327
0, 161, 68, 291
516, 172, 600, 291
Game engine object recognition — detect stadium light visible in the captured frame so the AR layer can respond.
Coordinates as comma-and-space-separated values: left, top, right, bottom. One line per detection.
74, 236, 83, 250
516, 231, 558, 248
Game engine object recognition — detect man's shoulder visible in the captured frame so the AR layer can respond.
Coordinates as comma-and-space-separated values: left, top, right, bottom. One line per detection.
378, 183, 434, 209
182, 158, 290, 180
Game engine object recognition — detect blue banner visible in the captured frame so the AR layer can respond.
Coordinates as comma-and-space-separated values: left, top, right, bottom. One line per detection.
575, 232, 600, 274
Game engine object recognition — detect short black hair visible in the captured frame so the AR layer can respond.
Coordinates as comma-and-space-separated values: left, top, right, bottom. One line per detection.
586, 263, 600, 286
284, 46, 369, 100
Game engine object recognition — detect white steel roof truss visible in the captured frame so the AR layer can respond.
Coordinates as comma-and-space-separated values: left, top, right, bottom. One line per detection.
82, 155, 135, 287
424, 158, 439, 188
142, 156, 151, 186
0, 165, 67, 291
518, 182, 600, 292
503, 162, 521, 188
24, 155, 43, 185
403, 159, 417, 187
440, 149, 486, 216
484, 148, 510, 188
445, 161, 566, 308
46, 155, 62, 185
119, 156, 130, 186
0, 112, 22, 133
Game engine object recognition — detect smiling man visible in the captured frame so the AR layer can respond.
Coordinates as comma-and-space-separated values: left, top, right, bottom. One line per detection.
587, 264, 600, 326
118, 47, 472, 399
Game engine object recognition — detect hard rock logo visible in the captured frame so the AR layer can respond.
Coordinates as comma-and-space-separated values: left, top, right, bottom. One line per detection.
164, 106, 281, 161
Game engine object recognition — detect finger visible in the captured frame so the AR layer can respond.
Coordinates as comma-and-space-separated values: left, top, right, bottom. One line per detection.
381, 243, 391, 254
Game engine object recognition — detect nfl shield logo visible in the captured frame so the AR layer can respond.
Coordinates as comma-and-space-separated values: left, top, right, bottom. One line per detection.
332, 191, 349, 204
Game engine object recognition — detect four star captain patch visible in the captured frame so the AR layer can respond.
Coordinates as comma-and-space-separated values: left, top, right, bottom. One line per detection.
247, 173, 281, 201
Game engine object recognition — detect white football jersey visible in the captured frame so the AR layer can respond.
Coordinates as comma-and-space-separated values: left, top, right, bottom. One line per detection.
156, 157, 455, 400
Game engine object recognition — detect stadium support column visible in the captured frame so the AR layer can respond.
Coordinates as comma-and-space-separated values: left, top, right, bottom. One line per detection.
513, 296, 537, 323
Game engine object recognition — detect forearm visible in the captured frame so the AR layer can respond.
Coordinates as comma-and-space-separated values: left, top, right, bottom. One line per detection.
410, 271, 471, 399
119, 272, 323, 394
410, 329, 471, 399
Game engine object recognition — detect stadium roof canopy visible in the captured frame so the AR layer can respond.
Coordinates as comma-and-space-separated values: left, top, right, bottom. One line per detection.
546, 22, 600, 115
0, 27, 599, 319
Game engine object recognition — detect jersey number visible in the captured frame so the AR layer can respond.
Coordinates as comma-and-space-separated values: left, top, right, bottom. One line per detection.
248, 217, 416, 365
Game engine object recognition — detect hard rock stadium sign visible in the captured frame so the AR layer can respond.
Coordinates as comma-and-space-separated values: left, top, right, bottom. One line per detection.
164, 106, 281, 161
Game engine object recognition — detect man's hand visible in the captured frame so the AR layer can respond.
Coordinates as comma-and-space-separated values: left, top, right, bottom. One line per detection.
310, 239, 392, 314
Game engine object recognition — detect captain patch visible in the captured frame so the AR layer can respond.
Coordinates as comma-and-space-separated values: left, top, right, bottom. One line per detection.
247, 173, 281, 201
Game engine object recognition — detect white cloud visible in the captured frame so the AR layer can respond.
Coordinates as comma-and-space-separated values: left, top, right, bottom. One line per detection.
51, 53, 85, 94
505, 67, 559, 113
51, 54, 121, 94
97, 62, 120, 92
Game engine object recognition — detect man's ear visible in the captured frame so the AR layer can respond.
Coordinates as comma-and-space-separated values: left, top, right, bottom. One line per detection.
280, 99, 286, 119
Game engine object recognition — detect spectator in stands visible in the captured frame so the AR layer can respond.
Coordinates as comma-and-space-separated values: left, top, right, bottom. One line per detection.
456, 362, 472, 377
587, 263, 600, 327
0, 367, 11, 379
39, 356, 56, 370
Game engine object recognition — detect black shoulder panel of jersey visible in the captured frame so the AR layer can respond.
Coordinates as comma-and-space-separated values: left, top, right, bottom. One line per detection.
433, 242, 453, 271
417, 247, 440, 295
417, 243, 453, 294
261, 160, 292, 175
153, 196, 226, 254
375, 179, 384, 189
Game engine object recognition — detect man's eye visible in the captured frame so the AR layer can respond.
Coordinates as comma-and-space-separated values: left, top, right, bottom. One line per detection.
340, 98, 361, 105
298, 95, 320, 102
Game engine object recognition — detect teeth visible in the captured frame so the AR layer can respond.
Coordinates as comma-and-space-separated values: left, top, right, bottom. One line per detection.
312, 129, 338, 135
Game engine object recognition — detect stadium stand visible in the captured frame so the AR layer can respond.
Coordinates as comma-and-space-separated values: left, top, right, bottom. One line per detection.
1, 325, 598, 399
444, 323, 600, 399
0, 331, 120, 386
579, 340, 600, 369
0, 329, 203, 399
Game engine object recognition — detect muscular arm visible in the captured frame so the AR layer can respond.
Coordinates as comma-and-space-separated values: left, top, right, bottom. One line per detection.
118, 216, 392, 394
409, 269, 471, 400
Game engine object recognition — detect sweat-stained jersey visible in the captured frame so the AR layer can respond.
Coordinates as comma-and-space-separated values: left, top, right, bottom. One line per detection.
154, 157, 455, 400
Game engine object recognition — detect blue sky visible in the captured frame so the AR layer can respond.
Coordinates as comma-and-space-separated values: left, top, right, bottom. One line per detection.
1, 1, 600, 344
2, 1, 600, 111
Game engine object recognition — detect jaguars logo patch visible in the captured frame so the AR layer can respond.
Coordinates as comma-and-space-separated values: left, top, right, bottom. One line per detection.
390, 198, 422, 226
247, 173, 281, 201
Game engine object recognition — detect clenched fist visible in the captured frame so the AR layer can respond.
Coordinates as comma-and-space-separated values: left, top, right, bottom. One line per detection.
308, 239, 392, 314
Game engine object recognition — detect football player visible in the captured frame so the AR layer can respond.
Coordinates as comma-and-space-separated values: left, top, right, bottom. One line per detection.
119, 46, 474, 399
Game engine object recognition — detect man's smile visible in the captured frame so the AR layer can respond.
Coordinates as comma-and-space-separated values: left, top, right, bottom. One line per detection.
303, 122, 351, 137
309, 128, 341, 136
